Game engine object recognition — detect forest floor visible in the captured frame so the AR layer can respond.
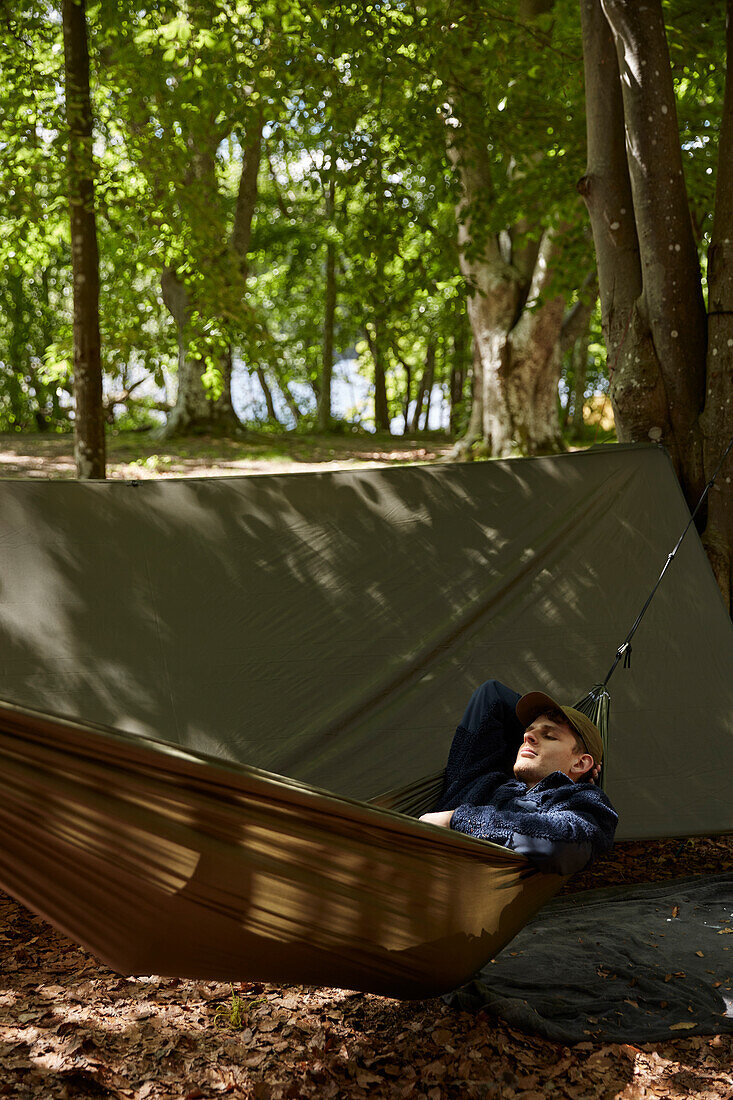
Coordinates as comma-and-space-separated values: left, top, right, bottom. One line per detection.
0, 430, 454, 480
2, 428, 732, 1098
2, 835, 733, 1100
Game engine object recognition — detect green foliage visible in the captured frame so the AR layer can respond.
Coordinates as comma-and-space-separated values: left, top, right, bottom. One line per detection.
0, 0, 724, 436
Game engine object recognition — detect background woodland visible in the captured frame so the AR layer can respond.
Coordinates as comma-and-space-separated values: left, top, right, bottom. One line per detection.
1, 0, 732, 605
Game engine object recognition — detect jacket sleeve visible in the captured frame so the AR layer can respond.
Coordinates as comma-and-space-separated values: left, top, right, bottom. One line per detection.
450, 787, 618, 875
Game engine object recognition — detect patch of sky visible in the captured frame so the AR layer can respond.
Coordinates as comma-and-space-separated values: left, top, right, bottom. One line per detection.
104, 354, 451, 432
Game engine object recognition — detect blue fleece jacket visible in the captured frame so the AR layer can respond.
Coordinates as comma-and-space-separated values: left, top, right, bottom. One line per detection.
434, 683, 618, 875
448, 769, 618, 875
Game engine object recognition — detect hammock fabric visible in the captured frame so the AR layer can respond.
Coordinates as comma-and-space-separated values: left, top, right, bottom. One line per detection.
0, 698, 562, 998
0, 444, 731, 996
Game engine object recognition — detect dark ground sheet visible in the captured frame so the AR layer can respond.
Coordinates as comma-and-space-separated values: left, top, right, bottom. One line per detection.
447, 873, 733, 1043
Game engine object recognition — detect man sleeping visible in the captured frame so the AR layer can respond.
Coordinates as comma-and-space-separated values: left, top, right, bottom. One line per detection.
420, 680, 618, 875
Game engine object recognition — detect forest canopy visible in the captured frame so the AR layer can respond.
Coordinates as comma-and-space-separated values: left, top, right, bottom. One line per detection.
2, 1, 732, 603
2, 0, 618, 441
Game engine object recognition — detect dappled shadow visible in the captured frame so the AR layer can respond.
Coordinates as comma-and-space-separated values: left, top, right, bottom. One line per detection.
0, 445, 730, 845
0, 891, 637, 1100
1, 445, 733, 1014
0, 695, 554, 999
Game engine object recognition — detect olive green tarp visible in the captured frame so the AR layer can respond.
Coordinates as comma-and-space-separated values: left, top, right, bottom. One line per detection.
0, 444, 731, 997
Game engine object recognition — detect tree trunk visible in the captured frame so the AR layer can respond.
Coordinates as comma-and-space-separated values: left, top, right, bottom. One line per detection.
446, 97, 566, 457
702, 0, 733, 606
161, 113, 263, 438
255, 367, 280, 423
318, 174, 337, 432
449, 324, 467, 434
570, 338, 589, 435
580, 0, 732, 609
159, 268, 214, 435
411, 341, 436, 432
63, 0, 105, 478
450, 342, 484, 459
271, 369, 302, 427
369, 320, 390, 433
579, 0, 706, 488
402, 358, 412, 434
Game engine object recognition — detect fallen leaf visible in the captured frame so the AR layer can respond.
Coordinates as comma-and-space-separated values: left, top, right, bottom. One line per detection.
669, 1022, 697, 1031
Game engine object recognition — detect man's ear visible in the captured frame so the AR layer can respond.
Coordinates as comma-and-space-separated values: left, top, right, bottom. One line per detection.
570, 753, 594, 781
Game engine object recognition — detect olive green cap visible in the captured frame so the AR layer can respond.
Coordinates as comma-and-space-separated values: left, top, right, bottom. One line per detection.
516, 691, 604, 764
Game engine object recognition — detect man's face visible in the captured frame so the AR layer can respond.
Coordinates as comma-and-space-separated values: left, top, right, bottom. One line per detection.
513, 712, 590, 787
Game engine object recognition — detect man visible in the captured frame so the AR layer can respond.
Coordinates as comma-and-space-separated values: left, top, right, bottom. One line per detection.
419, 680, 618, 876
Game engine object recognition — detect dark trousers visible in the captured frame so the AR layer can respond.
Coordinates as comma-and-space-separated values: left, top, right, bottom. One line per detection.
435, 679, 524, 811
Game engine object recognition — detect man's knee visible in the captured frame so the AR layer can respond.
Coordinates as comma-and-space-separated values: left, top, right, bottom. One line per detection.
472, 679, 518, 710
461, 679, 520, 733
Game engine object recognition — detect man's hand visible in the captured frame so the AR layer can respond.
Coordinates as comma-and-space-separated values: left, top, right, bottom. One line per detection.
589, 762, 602, 785
419, 810, 455, 828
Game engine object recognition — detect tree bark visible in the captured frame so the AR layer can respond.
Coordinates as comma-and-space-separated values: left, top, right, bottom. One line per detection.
580, 0, 733, 608
318, 173, 337, 432
449, 324, 467, 434
368, 320, 390, 433
702, 0, 733, 606
446, 94, 566, 457
63, 0, 105, 478
569, 338, 589, 435
411, 341, 436, 432
255, 367, 280, 423
161, 113, 264, 437
422, 341, 437, 430
579, 0, 706, 485
450, 341, 484, 459
402, 357, 412, 434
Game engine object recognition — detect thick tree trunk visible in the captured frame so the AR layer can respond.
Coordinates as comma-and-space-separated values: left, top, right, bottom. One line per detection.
161, 114, 263, 437
505, 232, 566, 453
580, 0, 732, 610
447, 107, 566, 457
579, 0, 706, 487
271, 368, 302, 427
160, 267, 241, 436
63, 0, 105, 478
702, 0, 733, 607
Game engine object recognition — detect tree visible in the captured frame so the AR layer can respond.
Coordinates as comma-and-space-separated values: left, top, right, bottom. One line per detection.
578, 0, 733, 609
63, 0, 105, 476
438, 0, 591, 458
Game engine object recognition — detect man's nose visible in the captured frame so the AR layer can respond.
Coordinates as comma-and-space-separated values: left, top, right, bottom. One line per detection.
524, 731, 537, 745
